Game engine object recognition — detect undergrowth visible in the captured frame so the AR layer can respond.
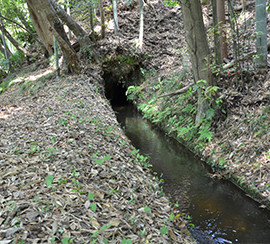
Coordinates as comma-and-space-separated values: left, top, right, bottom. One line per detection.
126, 69, 226, 169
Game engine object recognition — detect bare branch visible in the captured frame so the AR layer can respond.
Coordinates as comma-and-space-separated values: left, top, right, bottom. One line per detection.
158, 84, 193, 99
0, 14, 43, 46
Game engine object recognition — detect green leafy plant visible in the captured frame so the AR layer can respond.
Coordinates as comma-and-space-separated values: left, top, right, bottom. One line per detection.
28, 144, 40, 155
121, 239, 132, 244
126, 85, 143, 101
59, 119, 68, 126
61, 237, 73, 244
160, 225, 168, 235
88, 193, 97, 212
169, 213, 175, 221
95, 154, 111, 166
91, 224, 112, 239
197, 122, 213, 142
45, 175, 54, 186
45, 147, 57, 159
144, 205, 151, 213
90, 203, 97, 212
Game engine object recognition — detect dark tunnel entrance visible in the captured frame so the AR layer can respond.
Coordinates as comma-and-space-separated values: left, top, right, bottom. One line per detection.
104, 77, 130, 108
102, 53, 143, 108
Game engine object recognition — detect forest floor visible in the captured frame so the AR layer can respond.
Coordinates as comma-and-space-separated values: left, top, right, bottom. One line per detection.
0, 66, 194, 243
0, 0, 269, 243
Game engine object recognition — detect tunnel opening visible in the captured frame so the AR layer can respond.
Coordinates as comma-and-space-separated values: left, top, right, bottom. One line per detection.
101, 50, 145, 108
104, 79, 130, 108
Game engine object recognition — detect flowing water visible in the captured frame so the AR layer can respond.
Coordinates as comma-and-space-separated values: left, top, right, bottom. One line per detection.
115, 105, 270, 244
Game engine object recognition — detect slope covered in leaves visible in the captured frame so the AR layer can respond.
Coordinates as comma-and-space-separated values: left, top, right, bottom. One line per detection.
0, 65, 194, 243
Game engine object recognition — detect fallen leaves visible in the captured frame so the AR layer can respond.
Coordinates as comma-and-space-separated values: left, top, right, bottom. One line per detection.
0, 72, 193, 243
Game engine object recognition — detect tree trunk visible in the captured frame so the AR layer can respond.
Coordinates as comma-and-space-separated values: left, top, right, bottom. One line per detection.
0, 14, 44, 47
0, 42, 5, 56
180, 0, 213, 124
66, 0, 72, 39
0, 20, 31, 56
241, 0, 246, 11
211, 0, 221, 65
26, 0, 54, 55
255, 0, 267, 72
89, 0, 95, 37
50, 0, 98, 60
26, 0, 80, 73
217, 0, 228, 59
0, 35, 10, 71
139, 0, 144, 49
53, 36, 60, 76
0, 35, 12, 58
0, 15, 10, 71
112, 0, 119, 35
228, 0, 241, 75
98, 0, 105, 38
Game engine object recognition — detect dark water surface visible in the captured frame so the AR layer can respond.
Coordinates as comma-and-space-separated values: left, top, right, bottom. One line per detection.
115, 105, 270, 244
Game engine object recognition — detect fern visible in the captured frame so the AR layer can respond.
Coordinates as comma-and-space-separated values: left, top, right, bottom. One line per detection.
197, 123, 213, 142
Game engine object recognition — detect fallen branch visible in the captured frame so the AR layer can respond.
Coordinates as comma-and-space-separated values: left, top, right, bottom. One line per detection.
223, 51, 255, 70
223, 42, 270, 70
158, 84, 192, 98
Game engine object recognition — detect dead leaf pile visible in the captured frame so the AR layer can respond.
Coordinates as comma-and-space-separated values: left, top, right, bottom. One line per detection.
0, 70, 194, 243
203, 77, 270, 203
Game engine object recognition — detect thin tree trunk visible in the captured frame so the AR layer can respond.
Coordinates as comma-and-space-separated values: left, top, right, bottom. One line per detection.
0, 38, 8, 59
0, 15, 10, 71
139, 0, 144, 49
211, 0, 221, 65
0, 35, 12, 58
228, 0, 241, 77
53, 36, 60, 76
89, 0, 95, 37
49, 25, 80, 73
98, 0, 105, 38
112, 0, 118, 35
0, 42, 5, 55
51, 0, 91, 45
0, 21, 31, 56
255, 0, 267, 72
241, 0, 246, 11
0, 34, 10, 71
66, 0, 72, 39
0, 14, 44, 46
217, 0, 228, 59
158, 84, 193, 98
46, 0, 80, 73
50, 0, 99, 61
180, 0, 213, 124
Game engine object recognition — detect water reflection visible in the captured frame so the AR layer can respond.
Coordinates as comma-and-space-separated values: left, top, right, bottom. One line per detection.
116, 105, 270, 243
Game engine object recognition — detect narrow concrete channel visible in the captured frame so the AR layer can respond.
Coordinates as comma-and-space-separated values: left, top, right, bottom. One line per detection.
114, 105, 270, 243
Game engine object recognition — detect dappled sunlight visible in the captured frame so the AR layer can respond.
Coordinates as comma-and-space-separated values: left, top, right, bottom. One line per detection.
237, 11, 253, 27
1, 66, 54, 121
2, 64, 55, 90
107, 19, 114, 31
0, 104, 25, 119
26, 67, 54, 82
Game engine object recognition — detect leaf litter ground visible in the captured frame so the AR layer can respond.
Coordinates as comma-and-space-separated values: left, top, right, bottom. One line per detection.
0, 65, 194, 243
